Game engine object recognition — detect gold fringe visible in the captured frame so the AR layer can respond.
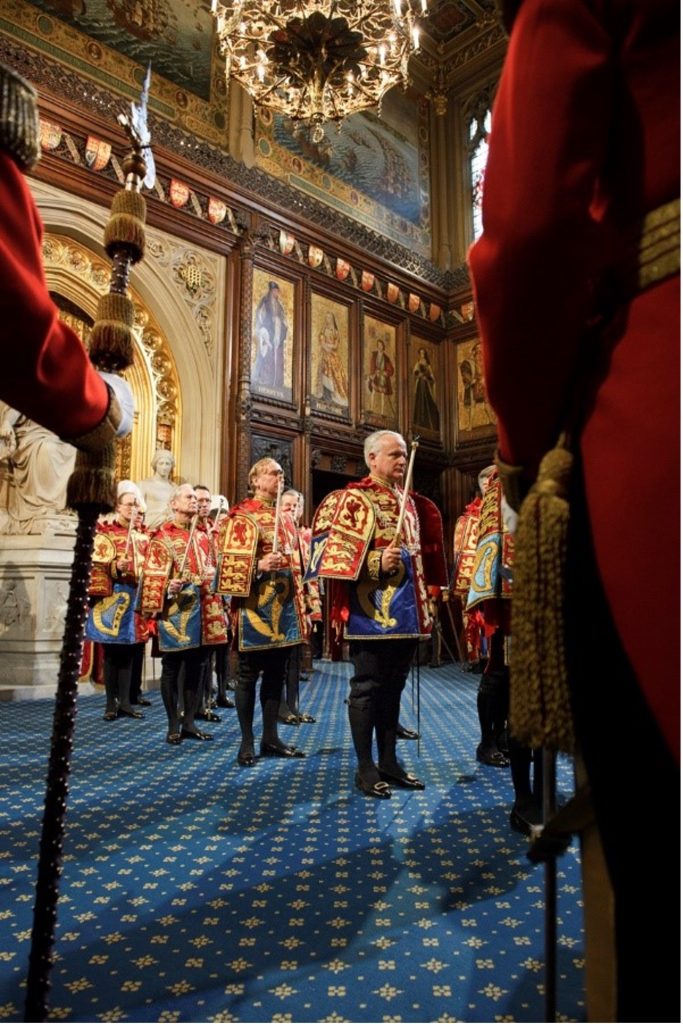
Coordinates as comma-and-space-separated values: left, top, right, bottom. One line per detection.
88, 321, 134, 371
66, 443, 117, 512
509, 436, 575, 753
88, 292, 136, 370
104, 212, 146, 264
111, 189, 146, 220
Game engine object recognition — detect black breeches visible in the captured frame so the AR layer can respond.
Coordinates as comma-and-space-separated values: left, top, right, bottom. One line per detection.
348, 639, 417, 773
160, 647, 204, 730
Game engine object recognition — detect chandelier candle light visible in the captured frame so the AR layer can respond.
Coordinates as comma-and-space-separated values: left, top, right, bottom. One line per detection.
211, 0, 428, 141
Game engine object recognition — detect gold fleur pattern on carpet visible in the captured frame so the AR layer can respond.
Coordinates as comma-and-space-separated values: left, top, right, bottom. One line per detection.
0, 662, 584, 1021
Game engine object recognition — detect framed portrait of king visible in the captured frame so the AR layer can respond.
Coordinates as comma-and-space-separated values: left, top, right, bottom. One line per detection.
455, 335, 496, 440
250, 268, 296, 403
362, 314, 398, 428
409, 335, 442, 440
310, 293, 351, 417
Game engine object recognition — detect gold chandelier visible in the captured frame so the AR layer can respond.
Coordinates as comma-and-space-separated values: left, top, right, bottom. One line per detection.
211, 0, 428, 141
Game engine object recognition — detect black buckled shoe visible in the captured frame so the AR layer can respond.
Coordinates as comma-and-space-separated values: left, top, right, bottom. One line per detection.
378, 767, 426, 790
259, 741, 305, 758
396, 724, 420, 740
118, 706, 144, 719
355, 772, 392, 799
181, 728, 214, 741
510, 798, 543, 836
476, 743, 510, 767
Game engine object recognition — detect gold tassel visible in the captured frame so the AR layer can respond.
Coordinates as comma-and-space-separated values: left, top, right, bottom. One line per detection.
509, 434, 575, 753
103, 215, 146, 263
88, 292, 136, 370
66, 443, 117, 511
103, 190, 147, 263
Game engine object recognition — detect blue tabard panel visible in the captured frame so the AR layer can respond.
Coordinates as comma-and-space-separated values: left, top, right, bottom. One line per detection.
238, 569, 303, 651
157, 583, 202, 652
466, 533, 502, 610
85, 581, 137, 645
304, 531, 327, 582
346, 549, 420, 639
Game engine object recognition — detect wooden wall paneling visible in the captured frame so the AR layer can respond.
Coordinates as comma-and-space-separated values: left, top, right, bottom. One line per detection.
249, 433, 294, 498
220, 248, 243, 507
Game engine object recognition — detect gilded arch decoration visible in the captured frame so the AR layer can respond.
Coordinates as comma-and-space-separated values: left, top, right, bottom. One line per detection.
42, 233, 180, 482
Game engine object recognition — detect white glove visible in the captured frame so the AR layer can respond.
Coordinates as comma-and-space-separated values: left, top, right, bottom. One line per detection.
100, 371, 134, 438
501, 493, 518, 535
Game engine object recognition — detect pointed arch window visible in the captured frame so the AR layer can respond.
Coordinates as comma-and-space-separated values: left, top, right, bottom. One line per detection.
468, 106, 491, 241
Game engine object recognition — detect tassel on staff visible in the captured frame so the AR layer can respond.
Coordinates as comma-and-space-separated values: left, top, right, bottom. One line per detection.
508, 433, 575, 754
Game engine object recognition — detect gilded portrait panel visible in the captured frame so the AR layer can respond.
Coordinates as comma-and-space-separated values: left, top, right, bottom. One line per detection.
251, 269, 295, 403
362, 316, 398, 428
310, 295, 350, 417
409, 336, 441, 439
455, 336, 496, 440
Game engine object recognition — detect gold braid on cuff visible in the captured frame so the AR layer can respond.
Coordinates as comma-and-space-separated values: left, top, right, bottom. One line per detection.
64, 386, 123, 454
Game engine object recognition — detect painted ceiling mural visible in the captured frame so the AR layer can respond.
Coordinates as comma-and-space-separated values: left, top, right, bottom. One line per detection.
25, 0, 214, 99
255, 87, 431, 257
3, 0, 500, 253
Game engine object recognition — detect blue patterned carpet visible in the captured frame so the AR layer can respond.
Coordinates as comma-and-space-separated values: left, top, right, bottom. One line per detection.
0, 661, 585, 1023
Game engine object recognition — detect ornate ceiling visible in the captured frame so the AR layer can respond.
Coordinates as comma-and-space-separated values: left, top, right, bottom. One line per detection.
16, 0, 505, 107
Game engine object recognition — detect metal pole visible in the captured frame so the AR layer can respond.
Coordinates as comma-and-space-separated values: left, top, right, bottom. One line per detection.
543, 747, 557, 1022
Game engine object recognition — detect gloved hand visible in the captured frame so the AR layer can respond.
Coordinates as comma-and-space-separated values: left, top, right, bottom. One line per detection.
501, 493, 518, 534
100, 371, 134, 438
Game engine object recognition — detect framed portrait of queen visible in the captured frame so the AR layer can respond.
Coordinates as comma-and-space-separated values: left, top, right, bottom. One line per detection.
310, 293, 351, 417
409, 335, 441, 439
362, 314, 398, 428
250, 268, 295, 403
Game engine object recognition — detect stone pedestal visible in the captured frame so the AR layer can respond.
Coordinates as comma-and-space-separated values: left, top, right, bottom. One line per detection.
0, 530, 95, 700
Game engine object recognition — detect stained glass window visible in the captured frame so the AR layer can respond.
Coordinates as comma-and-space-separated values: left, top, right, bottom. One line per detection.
469, 108, 491, 241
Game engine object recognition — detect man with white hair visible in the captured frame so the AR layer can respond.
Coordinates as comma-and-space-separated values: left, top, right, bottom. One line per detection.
216, 458, 306, 766
85, 480, 148, 721
310, 430, 447, 798
140, 483, 228, 745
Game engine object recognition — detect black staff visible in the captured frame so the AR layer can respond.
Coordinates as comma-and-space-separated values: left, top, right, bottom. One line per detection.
25, 70, 154, 1023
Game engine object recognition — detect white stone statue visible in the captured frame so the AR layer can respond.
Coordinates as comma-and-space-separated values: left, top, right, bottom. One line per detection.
137, 448, 176, 529
0, 401, 76, 535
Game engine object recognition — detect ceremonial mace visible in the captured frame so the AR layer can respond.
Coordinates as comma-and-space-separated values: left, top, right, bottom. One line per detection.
24, 70, 155, 1023
393, 436, 419, 546
397, 438, 422, 749
178, 513, 199, 579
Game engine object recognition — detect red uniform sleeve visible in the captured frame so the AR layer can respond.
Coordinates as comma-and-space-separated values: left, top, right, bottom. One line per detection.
468, 0, 613, 472
0, 151, 109, 438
